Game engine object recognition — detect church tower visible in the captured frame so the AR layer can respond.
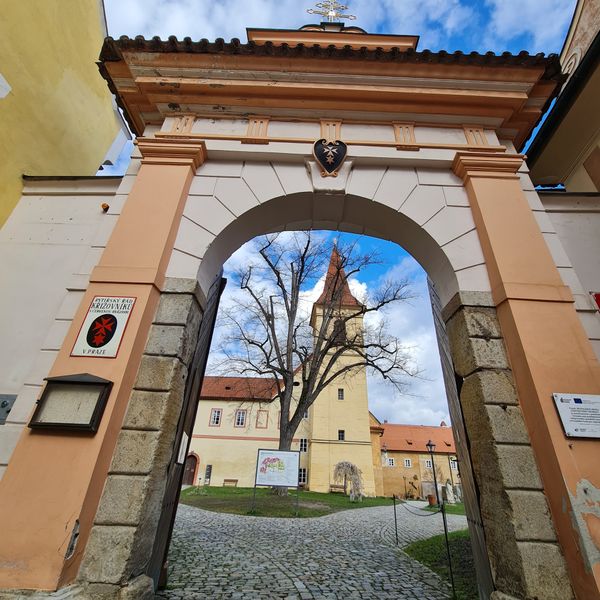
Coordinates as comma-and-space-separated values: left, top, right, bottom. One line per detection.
307, 247, 377, 496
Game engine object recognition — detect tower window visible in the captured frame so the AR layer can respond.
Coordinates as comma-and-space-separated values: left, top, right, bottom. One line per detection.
332, 319, 347, 345
337, 388, 344, 400
299, 438, 308, 452
338, 429, 345, 441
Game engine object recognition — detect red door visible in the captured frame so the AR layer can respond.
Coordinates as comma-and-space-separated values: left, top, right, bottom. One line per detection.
182, 454, 197, 485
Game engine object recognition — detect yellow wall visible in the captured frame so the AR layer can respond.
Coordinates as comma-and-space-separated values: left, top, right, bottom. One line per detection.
380, 451, 460, 498
0, 1, 121, 225
190, 305, 378, 494
190, 398, 310, 488
308, 305, 377, 496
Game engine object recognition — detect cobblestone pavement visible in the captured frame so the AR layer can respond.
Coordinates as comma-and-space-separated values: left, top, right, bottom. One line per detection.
156, 501, 468, 599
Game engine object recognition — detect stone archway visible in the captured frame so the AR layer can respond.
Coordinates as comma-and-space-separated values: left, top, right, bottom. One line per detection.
69, 152, 571, 600
0, 43, 598, 599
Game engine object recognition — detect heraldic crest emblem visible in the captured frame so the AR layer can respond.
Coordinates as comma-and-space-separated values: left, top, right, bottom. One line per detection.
313, 138, 348, 177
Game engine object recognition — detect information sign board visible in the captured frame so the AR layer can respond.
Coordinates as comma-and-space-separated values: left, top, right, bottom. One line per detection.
553, 393, 600, 439
71, 296, 136, 358
254, 449, 300, 488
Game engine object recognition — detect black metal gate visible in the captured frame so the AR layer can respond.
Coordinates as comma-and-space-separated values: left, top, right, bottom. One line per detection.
148, 274, 226, 588
428, 278, 494, 599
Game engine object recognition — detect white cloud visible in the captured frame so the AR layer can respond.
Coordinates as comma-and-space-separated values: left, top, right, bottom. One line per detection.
104, 0, 308, 41
103, 0, 572, 54
484, 0, 575, 53
365, 255, 448, 426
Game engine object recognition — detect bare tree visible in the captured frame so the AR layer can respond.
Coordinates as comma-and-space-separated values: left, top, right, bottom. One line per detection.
216, 232, 419, 453
333, 461, 364, 502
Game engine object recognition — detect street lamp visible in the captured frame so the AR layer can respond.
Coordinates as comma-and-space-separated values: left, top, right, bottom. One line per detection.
425, 439, 439, 505
426, 439, 456, 599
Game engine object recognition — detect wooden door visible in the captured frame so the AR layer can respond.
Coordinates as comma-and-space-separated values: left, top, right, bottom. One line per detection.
182, 454, 197, 485
148, 274, 226, 588
428, 278, 494, 599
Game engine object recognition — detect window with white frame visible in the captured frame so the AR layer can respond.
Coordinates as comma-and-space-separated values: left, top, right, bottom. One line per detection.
299, 438, 308, 452
337, 388, 344, 400
209, 408, 222, 426
387, 457, 395, 467
425, 459, 433, 469
338, 429, 345, 441
450, 459, 458, 470
234, 409, 247, 427
404, 458, 412, 468
298, 468, 307, 484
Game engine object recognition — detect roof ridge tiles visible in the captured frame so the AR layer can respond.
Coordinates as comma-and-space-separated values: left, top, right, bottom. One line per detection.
100, 35, 560, 78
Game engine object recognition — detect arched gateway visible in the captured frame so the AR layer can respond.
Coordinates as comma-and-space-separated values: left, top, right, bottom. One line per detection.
0, 21, 599, 600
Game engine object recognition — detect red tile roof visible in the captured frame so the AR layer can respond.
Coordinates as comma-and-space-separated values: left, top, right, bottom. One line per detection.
315, 247, 362, 308
200, 376, 277, 401
380, 423, 456, 454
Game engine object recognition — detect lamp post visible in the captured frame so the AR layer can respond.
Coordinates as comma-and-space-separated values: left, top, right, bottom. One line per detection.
403, 475, 408, 499
426, 439, 456, 599
425, 439, 440, 505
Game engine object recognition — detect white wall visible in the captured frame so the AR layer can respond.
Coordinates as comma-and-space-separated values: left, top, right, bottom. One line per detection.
0, 176, 123, 477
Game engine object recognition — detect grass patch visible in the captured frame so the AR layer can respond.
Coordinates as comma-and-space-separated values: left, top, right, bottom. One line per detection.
423, 502, 466, 516
180, 485, 393, 518
404, 529, 477, 600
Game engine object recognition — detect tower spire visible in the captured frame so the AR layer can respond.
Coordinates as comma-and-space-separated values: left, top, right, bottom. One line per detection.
314, 246, 361, 308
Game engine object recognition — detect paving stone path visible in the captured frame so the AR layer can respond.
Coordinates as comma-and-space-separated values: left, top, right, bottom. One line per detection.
156, 501, 468, 599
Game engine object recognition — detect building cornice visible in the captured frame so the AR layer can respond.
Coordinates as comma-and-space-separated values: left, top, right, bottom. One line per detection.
136, 137, 207, 173
452, 151, 523, 182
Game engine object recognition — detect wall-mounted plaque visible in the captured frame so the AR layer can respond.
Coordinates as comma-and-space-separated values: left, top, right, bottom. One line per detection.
553, 393, 600, 439
29, 373, 112, 432
71, 296, 136, 358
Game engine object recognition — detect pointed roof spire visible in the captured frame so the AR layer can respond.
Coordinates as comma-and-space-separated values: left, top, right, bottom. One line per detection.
314, 246, 362, 307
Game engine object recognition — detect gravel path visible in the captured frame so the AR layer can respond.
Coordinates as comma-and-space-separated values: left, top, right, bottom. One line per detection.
156, 501, 468, 599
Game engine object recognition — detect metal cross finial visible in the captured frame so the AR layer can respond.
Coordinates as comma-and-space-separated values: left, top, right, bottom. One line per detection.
307, 0, 356, 23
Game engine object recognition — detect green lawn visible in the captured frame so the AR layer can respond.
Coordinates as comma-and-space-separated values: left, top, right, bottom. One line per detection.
404, 529, 477, 600
180, 485, 394, 518
423, 502, 466, 516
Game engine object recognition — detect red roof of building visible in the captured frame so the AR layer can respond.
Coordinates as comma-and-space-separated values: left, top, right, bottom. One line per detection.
200, 376, 277, 401
314, 247, 362, 308
380, 423, 456, 453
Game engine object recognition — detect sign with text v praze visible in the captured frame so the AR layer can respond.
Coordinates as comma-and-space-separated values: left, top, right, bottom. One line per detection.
71, 296, 136, 358
255, 449, 300, 488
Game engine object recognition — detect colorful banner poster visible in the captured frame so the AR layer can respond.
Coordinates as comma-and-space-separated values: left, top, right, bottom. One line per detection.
255, 449, 300, 487
71, 296, 136, 358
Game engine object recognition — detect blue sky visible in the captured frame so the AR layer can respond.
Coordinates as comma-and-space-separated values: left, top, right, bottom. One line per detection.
104, 0, 576, 54
101, 0, 576, 425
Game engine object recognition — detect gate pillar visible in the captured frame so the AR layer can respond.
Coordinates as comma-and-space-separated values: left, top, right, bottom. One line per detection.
0, 138, 206, 593
453, 152, 600, 600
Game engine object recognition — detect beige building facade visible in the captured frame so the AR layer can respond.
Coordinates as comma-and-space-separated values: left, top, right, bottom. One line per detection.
190, 249, 378, 496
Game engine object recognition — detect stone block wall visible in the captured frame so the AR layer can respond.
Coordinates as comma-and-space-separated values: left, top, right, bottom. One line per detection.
445, 295, 573, 600
76, 279, 204, 599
